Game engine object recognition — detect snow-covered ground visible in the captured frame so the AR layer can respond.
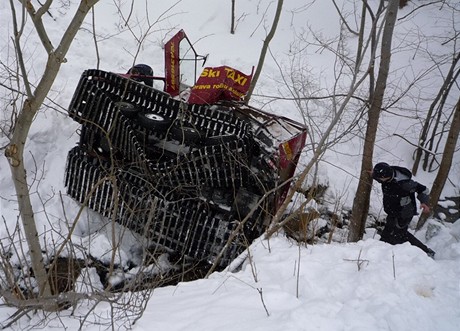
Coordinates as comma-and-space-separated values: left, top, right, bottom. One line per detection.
1, 234, 460, 331
0, 1, 459, 330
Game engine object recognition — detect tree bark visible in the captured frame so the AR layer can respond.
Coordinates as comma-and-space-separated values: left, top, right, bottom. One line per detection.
417, 97, 460, 229
348, 0, 399, 242
412, 52, 460, 175
244, 0, 283, 102
6, 0, 100, 302
231, 0, 235, 34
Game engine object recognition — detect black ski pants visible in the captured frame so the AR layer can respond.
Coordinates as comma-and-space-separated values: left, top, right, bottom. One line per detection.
380, 215, 430, 254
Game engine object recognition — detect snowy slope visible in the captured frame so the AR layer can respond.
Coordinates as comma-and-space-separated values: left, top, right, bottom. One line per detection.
0, 1, 459, 330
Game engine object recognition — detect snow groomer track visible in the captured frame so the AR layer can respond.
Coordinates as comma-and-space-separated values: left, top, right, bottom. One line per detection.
65, 69, 306, 268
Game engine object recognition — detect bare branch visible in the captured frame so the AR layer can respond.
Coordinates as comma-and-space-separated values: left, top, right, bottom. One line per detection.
21, 0, 54, 53
331, 0, 359, 36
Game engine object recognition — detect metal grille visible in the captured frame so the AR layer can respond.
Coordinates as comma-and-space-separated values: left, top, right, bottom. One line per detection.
65, 70, 276, 268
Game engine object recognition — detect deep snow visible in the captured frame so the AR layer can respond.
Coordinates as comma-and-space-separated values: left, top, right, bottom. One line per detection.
0, 0, 459, 330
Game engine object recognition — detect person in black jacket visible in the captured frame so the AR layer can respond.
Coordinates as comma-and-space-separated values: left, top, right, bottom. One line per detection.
372, 162, 436, 258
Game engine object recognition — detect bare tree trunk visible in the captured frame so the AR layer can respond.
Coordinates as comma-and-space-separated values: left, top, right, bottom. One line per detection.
244, 0, 283, 103
231, 0, 236, 34
417, 97, 460, 229
348, 0, 399, 242
5, 0, 99, 303
412, 52, 460, 175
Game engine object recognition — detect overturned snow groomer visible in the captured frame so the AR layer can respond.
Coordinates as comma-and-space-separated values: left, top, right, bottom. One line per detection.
65, 31, 307, 268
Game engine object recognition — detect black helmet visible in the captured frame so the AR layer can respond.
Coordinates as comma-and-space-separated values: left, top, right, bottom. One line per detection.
373, 162, 394, 180
127, 64, 153, 87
